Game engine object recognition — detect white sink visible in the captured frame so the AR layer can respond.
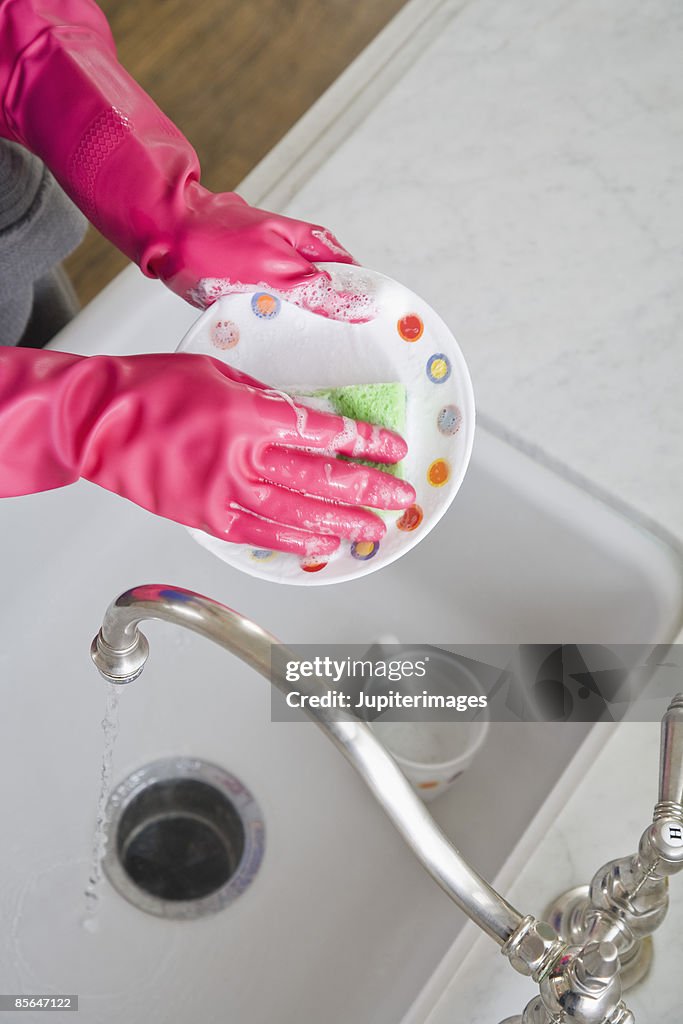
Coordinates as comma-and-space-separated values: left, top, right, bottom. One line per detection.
0, 271, 681, 1024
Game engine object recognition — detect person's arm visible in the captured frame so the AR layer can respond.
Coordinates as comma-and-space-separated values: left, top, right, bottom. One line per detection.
0, 0, 365, 316
0, 346, 415, 553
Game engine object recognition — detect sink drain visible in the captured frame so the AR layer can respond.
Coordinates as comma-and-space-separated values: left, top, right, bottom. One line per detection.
102, 758, 265, 918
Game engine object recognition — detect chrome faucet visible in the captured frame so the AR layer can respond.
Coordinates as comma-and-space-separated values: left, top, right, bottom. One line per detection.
91, 584, 651, 1024
544, 695, 683, 991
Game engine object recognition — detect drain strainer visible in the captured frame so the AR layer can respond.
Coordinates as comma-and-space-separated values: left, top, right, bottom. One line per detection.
102, 758, 265, 918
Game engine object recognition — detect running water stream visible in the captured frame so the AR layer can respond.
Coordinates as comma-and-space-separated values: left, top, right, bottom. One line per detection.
82, 682, 122, 928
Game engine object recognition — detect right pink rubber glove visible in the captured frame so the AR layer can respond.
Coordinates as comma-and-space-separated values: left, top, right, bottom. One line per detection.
0, 0, 368, 318
0, 348, 415, 555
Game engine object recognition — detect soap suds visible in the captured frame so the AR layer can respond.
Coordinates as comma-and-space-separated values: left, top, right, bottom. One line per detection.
332, 415, 361, 455
188, 275, 377, 323
308, 228, 354, 258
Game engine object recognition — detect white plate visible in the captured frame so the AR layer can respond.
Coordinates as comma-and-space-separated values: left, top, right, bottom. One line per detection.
177, 264, 475, 585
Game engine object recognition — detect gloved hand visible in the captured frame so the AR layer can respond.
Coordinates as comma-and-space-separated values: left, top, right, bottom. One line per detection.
0, 347, 415, 555
0, 0, 369, 318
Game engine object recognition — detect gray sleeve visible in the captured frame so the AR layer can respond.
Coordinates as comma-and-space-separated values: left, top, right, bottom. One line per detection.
0, 140, 87, 346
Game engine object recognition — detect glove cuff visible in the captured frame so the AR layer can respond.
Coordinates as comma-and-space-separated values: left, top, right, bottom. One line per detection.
0, 6, 200, 274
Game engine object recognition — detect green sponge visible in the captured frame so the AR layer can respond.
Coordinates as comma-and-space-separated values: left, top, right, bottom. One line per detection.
306, 383, 407, 476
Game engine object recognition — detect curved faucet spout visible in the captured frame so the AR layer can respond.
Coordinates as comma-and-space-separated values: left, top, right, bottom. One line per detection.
91, 584, 523, 945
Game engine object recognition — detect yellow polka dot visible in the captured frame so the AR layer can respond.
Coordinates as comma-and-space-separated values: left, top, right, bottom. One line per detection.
353, 541, 375, 558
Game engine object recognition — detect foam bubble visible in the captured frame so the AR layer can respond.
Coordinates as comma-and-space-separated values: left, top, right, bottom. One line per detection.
303, 534, 333, 558
331, 415, 360, 454
309, 228, 351, 258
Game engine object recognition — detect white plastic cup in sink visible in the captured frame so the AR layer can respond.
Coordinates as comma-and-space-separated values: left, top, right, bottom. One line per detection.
366, 650, 489, 803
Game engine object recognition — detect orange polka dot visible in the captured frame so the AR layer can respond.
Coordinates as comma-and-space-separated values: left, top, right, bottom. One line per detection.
427, 459, 450, 487
256, 294, 277, 315
418, 780, 439, 789
251, 292, 281, 318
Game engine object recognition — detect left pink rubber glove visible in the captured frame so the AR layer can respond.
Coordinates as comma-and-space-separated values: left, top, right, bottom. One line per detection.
0, 347, 415, 555
0, 0, 367, 317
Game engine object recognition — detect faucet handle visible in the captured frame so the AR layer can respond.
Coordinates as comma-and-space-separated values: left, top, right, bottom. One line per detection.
642, 693, 683, 875
657, 693, 683, 813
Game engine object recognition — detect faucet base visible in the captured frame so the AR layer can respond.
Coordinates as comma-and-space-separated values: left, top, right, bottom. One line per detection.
544, 885, 654, 991
500, 996, 635, 1024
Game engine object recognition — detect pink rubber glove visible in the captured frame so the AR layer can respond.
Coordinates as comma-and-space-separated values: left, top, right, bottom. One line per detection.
0, 0, 368, 318
0, 348, 415, 555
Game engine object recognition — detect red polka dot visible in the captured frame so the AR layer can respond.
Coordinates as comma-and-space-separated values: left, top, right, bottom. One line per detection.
301, 560, 328, 573
397, 313, 424, 342
396, 505, 424, 532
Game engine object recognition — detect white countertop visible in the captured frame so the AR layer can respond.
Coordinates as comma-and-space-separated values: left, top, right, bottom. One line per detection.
241, 0, 683, 546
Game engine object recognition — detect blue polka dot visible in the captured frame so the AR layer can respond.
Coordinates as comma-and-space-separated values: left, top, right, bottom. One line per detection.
426, 354, 452, 384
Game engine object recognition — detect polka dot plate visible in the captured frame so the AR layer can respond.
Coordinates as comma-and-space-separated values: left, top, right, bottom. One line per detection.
176, 263, 475, 585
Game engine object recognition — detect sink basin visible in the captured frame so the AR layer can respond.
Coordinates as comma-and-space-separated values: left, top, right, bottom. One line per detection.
1, 270, 681, 1024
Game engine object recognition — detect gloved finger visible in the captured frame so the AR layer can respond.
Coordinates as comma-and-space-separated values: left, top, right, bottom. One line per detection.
290, 224, 358, 265
266, 211, 357, 264
271, 261, 374, 324
224, 505, 341, 557
260, 447, 416, 509
325, 417, 408, 463
265, 401, 408, 464
241, 483, 387, 542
